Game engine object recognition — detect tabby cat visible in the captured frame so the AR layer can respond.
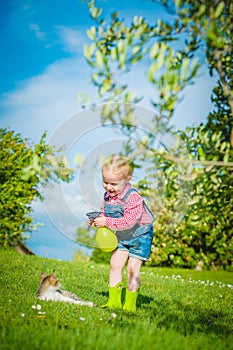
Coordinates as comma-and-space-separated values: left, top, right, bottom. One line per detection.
36, 271, 94, 307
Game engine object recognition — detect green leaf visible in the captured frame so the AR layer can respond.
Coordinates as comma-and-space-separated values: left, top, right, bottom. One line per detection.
220, 141, 227, 152
133, 45, 140, 55
150, 43, 159, 59
90, 6, 102, 19
210, 175, 218, 184
87, 26, 96, 40
111, 47, 118, 60
83, 44, 89, 58
95, 50, 104, 68
182, 57, 189, 76
117, 39, 124, 54
214, 2, 224, 19
197, 4, 206, 17
148, 63, 157, 82
175, 0, 182, 7
223, 153, 229, 163
197, 147, 205, 160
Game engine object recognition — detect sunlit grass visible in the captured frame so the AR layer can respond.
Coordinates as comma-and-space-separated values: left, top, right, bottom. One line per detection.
0, 248, 232, 350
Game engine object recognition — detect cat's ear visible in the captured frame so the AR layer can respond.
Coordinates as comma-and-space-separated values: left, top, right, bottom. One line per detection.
40, 272, 47, 280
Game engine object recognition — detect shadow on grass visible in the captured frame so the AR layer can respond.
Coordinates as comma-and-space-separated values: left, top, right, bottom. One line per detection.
97, 287, 232, 338
137, 292, 154, 306
147, 298, 232, 338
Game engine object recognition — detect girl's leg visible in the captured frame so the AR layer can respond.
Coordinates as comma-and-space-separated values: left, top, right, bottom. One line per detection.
122, 257, 142, 312
126, 257, 143, 291
109, 250, 129, 287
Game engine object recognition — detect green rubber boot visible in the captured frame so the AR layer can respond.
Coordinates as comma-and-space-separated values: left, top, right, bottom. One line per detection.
102, 282, 123, 309
122, 289, 137, 312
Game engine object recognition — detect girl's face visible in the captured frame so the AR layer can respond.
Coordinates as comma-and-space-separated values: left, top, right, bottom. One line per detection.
102, 170, 130, 197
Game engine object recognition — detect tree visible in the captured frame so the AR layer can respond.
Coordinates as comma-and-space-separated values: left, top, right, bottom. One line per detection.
82, 0, 233, 269
0, 128, 73, 248
84, 0, 232, 126
205, 80, 233, 145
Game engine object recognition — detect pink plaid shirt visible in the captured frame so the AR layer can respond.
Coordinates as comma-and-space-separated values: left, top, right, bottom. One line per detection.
100, 183, 153, 231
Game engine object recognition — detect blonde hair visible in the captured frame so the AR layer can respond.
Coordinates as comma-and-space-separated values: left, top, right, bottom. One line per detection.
101, 154, 133, 179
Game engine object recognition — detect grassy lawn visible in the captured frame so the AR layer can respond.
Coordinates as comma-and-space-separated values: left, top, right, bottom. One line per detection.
0, 247, 232, 350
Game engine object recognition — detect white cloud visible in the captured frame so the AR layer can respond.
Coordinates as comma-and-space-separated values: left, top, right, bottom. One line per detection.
0, 55, 97, 142
0, 24, 96, 140
29, 22, 47, 40
55, 26, 89, 54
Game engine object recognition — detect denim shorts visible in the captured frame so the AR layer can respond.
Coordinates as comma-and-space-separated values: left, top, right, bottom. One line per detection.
117, 229, 154, 261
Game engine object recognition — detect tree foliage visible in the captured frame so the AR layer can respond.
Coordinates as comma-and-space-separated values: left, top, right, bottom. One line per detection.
0, 128, 73, 248
84, 0, 232, 130
82, 0, 233, 270
150, 126, 232, 269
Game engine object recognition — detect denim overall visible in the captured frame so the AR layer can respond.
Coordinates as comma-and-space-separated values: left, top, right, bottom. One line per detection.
104, 188, 154, 241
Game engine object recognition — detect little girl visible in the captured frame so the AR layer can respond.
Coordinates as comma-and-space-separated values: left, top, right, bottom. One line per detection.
91, 154, 154, 312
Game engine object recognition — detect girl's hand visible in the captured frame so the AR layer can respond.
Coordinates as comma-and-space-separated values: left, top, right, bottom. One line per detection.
93, 215, 106, 228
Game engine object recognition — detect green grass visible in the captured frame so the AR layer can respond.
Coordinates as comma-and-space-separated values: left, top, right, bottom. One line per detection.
0, 248, 232, 350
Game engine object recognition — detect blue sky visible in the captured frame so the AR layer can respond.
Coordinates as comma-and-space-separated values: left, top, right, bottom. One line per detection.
1, 0, 90, 93
0, 0, 216, 261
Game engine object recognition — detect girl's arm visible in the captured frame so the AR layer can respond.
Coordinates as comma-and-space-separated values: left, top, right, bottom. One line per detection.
104, 192, 143, 230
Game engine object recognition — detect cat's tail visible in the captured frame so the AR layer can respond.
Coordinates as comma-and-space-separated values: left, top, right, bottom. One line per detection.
76, 300, 95, 307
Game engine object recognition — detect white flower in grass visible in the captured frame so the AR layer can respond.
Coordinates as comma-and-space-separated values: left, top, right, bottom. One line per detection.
36, 304, 42, 310
79, 317, 85, 321
21, 313, 25, 317
32, 305, 36, 310
111, 313, 117, 319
